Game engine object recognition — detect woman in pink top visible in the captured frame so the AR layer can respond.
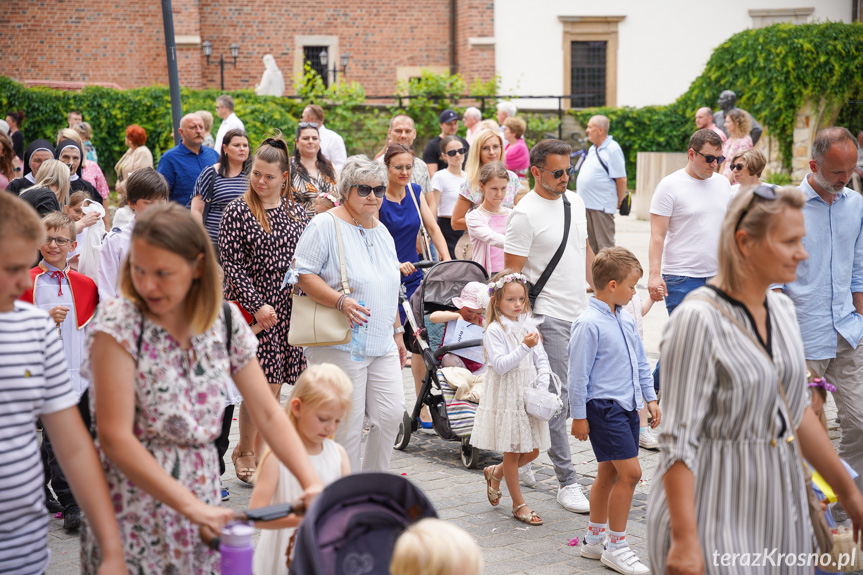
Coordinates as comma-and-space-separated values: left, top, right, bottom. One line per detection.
721, 109, 753, 183
502, 117, 529, 180
465, 162, 510, 274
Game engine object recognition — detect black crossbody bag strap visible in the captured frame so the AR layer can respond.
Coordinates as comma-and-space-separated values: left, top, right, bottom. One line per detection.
592, 146, 610, 175
529, 194, 571, 307
201, 167, 217, 225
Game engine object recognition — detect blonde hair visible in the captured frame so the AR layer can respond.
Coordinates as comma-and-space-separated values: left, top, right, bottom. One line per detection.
42, 212, 76, 241
33, 159, 71, 205
245, 131, 294, 233
195, 110, 214, 133
465, 129, 506, 196
592, 246, 643, 290
484, 269, 530, 330
726, 109, 752, 139
389, 518, 483, 575
0, 193, 45, 245
732, 147, 767, 178
119, 204, 222, 334
715, 185, 806, 293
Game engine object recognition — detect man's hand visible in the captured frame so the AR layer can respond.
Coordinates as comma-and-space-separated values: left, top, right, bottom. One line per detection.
648, 275, 667, 302
571, 419, 589, 441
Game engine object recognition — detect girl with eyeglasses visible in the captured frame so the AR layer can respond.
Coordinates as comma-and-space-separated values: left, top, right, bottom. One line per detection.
290, 123, 337, 220
428, 136, 468, 259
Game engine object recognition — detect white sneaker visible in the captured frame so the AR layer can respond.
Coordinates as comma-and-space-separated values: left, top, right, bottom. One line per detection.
557, 484, 590, 513
601, 546, 650, 574
639, 427, 659, 450
580, 536, 606, 559
518, 463, 537, 488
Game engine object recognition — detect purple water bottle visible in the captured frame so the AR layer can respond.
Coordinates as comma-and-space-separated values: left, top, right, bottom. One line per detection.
220, 522, 255, 575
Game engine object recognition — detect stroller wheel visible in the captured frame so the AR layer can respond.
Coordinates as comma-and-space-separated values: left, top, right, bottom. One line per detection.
460, 437, 479, 469
394, 411, 412, 450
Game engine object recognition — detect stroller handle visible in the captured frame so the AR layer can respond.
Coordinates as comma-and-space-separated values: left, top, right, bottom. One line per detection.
435, 339, 484, 361
200, 500, 305, 551
414, 260, 435, 269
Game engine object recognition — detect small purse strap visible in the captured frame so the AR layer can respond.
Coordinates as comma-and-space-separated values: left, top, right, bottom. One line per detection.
406, 183, 432, 260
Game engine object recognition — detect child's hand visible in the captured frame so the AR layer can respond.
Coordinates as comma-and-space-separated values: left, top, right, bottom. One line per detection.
648, 401, 661, 428
49, 306, 70, 325
523, 331, 540, 348
80, 210, 100, 228
571, 419, 589, 441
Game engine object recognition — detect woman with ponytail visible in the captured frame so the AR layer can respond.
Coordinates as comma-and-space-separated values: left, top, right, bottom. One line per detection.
219, 132, 309, 483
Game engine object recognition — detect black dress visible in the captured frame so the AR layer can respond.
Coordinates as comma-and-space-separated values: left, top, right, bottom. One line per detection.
19, 187, 60, 217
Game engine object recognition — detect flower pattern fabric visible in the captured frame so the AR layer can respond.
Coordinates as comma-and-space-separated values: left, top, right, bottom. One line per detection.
289, 156, 337, 220
79, 298, 257, 574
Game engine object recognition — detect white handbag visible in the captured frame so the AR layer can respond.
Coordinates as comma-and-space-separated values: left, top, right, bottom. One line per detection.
524, 371, 563, 421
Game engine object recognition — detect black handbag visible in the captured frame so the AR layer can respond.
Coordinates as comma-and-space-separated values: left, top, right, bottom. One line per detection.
619, 191, 632, 216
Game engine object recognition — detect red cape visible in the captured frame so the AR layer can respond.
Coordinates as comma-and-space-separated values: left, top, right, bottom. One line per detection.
19, 264, 98, 329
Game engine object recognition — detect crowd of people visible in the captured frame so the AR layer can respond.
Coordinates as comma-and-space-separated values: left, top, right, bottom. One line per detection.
3, 93, 863, 575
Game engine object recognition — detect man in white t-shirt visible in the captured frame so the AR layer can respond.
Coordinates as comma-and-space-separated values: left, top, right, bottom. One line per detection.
214, 95, 245, 154
505, 138, 594, 514
302, 104, 347, 176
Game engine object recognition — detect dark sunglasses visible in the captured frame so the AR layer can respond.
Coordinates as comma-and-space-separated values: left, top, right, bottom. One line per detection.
694, 150, 725, 165
355, 184, 386, 198
735, 184, 777, 231
730, 163, 746, 172
298, 122, 319, 129
445, 147, 467, 157
537, 165, 575, 179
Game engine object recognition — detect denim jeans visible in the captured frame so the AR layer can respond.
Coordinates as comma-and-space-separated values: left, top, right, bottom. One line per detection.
653, 275, 710, 392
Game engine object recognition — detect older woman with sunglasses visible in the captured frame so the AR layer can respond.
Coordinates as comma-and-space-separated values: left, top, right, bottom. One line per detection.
295, 155, 407, 472
647, 184, 863, 574
729, 147, 766, 195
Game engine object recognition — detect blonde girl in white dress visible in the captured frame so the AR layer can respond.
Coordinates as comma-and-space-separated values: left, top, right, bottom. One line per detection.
250, 364, 352, 575
471, 271, 551, 526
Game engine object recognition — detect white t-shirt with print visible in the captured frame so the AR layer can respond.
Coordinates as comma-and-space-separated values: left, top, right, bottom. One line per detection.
649, 168, 731, 278
505, 190, 589, 322
430, 169, 467, 218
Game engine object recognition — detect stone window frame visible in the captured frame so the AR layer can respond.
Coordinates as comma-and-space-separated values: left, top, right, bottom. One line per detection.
294, 35, 340, 85
559, 16, 625, 109
749, 8, 814, 28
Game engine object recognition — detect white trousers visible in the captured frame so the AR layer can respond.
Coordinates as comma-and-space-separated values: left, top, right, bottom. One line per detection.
303, 347, 405, 473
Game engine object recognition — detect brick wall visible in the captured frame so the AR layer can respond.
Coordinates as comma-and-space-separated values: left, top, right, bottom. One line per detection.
0, 1, 495, 95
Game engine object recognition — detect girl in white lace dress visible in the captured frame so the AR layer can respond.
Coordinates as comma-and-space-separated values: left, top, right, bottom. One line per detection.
471, 271, 550, 526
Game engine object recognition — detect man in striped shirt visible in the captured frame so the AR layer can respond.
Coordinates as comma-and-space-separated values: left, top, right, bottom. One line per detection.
0, 193, 125, 574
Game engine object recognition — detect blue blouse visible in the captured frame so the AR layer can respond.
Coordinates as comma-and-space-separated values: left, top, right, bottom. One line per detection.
379, 183, 423, 301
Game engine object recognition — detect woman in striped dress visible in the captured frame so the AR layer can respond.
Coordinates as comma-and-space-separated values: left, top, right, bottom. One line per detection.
647, 185, 863, 575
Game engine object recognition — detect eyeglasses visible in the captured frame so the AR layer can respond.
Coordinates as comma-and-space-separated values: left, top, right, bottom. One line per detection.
730, 163, 746, 172
480, 144, 502, 153
298, 122, 319, 129
735, 185, 777, 231
355, 184, 387, 198
44, 236, 72, 246
694, 150, 725, 165
537, 165, 575, 179
445, 148, 467, 157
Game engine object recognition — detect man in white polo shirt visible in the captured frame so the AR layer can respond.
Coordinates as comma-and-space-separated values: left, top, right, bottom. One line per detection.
505, 138, 594, 513
302, 104, 347, 175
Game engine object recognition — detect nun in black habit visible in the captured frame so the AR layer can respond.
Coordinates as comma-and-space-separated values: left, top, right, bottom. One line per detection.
4, 139, 55, 195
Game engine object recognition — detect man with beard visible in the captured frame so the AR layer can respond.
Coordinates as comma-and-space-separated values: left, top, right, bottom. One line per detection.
780, 127, 863, 496
379, 114, 431, 195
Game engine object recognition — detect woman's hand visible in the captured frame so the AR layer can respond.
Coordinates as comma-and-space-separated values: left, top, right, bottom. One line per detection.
49, 306, 70, 325
184, 500, 236, 535
342, 298, 370, 329
523, 332, 539, 348
666, 535, 705, 575
96, 554, 129, 575
837, 488, 863, 544
399, 262, 417, 276
395, 333, 407, 368
254, 304, 278, 330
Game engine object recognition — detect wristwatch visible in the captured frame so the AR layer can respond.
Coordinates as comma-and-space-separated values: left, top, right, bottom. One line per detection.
393, 325, 405, 335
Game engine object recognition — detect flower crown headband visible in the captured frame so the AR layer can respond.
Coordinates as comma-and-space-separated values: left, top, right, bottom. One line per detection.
488, 272, 528, 295
318, 192, 339, 206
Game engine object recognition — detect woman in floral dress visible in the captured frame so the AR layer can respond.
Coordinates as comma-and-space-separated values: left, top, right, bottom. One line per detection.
220, 134, 309, 482
80, 204, 322, 574
289, 123, 337, 220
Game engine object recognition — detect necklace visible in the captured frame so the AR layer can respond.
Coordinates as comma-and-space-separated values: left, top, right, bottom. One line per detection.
350, 215, 374, 247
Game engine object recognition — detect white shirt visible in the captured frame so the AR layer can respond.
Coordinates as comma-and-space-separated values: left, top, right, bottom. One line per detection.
214, 112, 245, 154
98, 215, 135, 301
505, 190, 589, 322
318, 124, 347, 175
649, 168, 731, 277
430, 169, 466, 217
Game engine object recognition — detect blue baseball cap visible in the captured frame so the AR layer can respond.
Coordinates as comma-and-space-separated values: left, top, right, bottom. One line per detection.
439, 110, 458, 124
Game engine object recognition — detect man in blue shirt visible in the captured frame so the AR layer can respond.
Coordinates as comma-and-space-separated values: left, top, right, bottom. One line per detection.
576, 115, 627, 254
780, 127, 863, 489
157, 113, 219, 207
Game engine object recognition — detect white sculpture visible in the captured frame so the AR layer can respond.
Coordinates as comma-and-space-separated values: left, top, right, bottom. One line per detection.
255, 54, 285, 97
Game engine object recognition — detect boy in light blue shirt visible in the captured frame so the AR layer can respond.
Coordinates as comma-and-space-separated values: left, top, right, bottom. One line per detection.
569, 246, 659, 574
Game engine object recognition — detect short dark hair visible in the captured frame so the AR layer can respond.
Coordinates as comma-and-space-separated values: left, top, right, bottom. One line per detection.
216, 94, 234, 111
529, 139, 572, 169
305, 104, 325, 123
688, 128, 723, 153
812, 126, 858, 165
126, 167, 169, 204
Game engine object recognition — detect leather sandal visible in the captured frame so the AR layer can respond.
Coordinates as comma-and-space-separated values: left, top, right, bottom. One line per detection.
484, 465, 503, 506
512, 503, 543, 525
232, 449, 256, 485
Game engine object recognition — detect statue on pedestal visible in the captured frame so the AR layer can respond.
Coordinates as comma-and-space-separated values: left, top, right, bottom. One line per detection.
713, 90, 763, 145
255, 54, 285, 97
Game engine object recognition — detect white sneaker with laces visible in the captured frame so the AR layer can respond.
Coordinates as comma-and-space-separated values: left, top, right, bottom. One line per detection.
518, 463, 537, 488
580, 536, 606, 559
639, 427, 659, 450
601, 546, 650, 574
557, 483, 590, 513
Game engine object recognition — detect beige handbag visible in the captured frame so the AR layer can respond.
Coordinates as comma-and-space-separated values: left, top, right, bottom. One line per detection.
287, 212, 352, 347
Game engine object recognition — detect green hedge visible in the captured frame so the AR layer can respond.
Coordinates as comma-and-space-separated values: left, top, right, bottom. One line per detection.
572, 21, 863, 180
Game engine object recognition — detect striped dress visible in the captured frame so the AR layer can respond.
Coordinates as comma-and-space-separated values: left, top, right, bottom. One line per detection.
192, 165, 249, 246
647, 286, 812, 574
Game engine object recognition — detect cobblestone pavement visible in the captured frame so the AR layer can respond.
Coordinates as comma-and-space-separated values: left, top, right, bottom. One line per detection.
44, 214, 848, 573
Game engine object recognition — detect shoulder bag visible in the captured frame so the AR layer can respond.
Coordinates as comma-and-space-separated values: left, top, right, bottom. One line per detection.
593, 146, 631, 216
524, 371, 563, 421
406, 183, 433, 261
287, 212, 352, 347
201, 166, 217, 225
528, 194, 571, 308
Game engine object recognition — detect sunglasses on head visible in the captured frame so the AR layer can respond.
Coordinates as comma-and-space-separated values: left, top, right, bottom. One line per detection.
735, 184, 777, 231
537, 165, 576, 179
694, 149, 725, 165
445, 148, 467, 157
730, 163, 746, 172
355, 184, 386, 198
298, 122, 319, 129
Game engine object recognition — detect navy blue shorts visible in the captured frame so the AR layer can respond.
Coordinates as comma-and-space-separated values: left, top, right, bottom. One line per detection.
586, 399, 640, 462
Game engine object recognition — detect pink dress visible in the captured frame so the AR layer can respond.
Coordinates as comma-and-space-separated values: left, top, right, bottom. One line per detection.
465, 206, 510, 274
721, 136, 753, 181
82, 161, 110, 199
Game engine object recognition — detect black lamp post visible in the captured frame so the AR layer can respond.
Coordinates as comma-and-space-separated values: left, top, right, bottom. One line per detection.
319, 49, 349, 83
202, 41, 239, 90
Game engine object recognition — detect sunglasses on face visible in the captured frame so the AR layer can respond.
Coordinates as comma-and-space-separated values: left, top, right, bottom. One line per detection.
355, 184, 386, 198
537, 165, 575, 179
735, 184, 777, 231
730, 163, 746, 172
694, 149, 725, 165
445, 148, 467, 157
